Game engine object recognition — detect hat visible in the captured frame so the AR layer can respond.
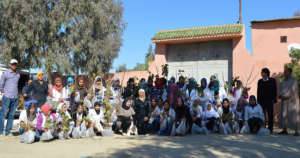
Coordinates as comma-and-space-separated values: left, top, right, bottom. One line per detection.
10, 59, 18, 64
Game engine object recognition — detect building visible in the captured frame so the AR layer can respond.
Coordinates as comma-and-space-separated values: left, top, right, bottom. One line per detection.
150, 24, 250, 87
248, 17, 300, 94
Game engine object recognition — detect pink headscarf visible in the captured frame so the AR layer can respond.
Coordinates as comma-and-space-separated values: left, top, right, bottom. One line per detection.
41, 104, 52, 114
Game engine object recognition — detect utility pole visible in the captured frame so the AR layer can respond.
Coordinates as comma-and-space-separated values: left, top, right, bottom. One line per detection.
239, 0, 242, 24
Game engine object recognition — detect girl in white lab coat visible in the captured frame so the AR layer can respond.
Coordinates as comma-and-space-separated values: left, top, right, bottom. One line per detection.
88, 102, 105, 135
244, 95, 265, 134
158, 101, 175, 136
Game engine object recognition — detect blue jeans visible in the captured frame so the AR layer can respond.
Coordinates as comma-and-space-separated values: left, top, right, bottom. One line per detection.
19, 126, 40, 140
0, 96, 18, 135
149, 117, 160, 133
158, 119, 172, 136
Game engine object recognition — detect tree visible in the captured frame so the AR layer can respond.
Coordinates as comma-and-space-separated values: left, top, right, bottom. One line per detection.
145, 44, 155, 70
286, 48, 300, 96
0, 0, 125, 80
294, 10, 300, 17
133, 63, 146, 71
116, 64, 128, 72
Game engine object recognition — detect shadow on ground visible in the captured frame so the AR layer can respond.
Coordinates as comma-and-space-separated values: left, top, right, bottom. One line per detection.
93, 134, 300, 158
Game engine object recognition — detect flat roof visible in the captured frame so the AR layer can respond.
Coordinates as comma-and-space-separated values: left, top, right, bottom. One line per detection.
251, 17, 300, 24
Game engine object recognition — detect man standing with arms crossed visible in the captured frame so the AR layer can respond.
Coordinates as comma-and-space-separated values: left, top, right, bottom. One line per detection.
0, 59, 20, 136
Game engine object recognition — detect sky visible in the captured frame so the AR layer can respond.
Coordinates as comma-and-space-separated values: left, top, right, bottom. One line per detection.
111, 0, 300, 72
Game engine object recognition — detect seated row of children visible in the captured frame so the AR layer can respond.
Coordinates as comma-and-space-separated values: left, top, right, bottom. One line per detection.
18, 94, 268, 144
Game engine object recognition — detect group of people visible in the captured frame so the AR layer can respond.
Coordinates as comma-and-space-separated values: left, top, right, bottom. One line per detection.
0, 59, 299, 144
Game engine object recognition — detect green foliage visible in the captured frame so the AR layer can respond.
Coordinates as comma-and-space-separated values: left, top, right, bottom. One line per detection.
162, 64, 169, 77
132, 63, 146, 71
116, 64, 128, 72
0, 0, 125, 76
287, 48, 300, 96
294, 10, 300, 17
145, 44, 155, 70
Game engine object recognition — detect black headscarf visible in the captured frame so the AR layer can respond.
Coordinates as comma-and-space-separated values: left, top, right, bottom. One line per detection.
249, 95, 257, 108
122, 99, 132, 110
94, 102, 101, 114
222, 98, 230, 114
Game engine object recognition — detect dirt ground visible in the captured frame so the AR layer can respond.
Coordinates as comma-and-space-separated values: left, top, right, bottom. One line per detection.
1, 132, 300, 158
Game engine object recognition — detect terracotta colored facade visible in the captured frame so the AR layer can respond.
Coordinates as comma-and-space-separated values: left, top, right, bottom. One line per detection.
110, 17, 300, 98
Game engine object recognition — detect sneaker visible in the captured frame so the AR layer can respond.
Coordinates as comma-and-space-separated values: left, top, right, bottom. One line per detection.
294, 132, 299, 136
0, 134, 4, 137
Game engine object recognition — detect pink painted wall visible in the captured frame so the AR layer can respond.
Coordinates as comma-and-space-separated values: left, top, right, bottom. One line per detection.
248, 19, 300, 96
149, 43, 167, 76
232, 25, 255, 94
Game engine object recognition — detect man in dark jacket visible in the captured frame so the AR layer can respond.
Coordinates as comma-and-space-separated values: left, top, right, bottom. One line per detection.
28, 72, 49, 107
257, 68, 277, 133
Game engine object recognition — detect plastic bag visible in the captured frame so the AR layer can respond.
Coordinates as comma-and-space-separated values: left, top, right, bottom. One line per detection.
58, 131, 70, 140
127, 121, 138, 136
58, 131, 65, 140
148, 117, 154, 124
102, 126, 114, 137
40, 130, 54, 141
72, 126, 81, 139
160, 119, 167, 131
232, 121, 240, 134
20, 130, 35, 144
95, 122, 104, 133
80, 122, 87, 138
176, 120, 186, 135
240, 124, 250, 134
85, 127, 95, 137
219, 123, 228, 135
257, 127, 270, 136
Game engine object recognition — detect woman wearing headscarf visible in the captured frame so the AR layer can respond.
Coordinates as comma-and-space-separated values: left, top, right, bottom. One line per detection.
202, 103, 219, 133
28, 72, 49, 107
198, 78, 212, 109
49, 76, 68, 103
115, 99, 135, 136
19, 100, 38, 135
123, 78, 138, 99
173, 97, 191, 136
88, 102, 105, 135
209, 78, 227, 105
185, 78, 198, 107
92, 76, 106, 105
219, 98, 234, 134
244, 95, 265, 134
66, 77, 74, 100
134, 89, 151, 135
177, 76, 187, 98
70, 76, 87, 111
234, 98, 247, 132
111, 78, 123, 99
36, 104, 57, 141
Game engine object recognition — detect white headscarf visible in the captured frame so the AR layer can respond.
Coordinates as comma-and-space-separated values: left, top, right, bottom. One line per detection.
138, 89, 146, 102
